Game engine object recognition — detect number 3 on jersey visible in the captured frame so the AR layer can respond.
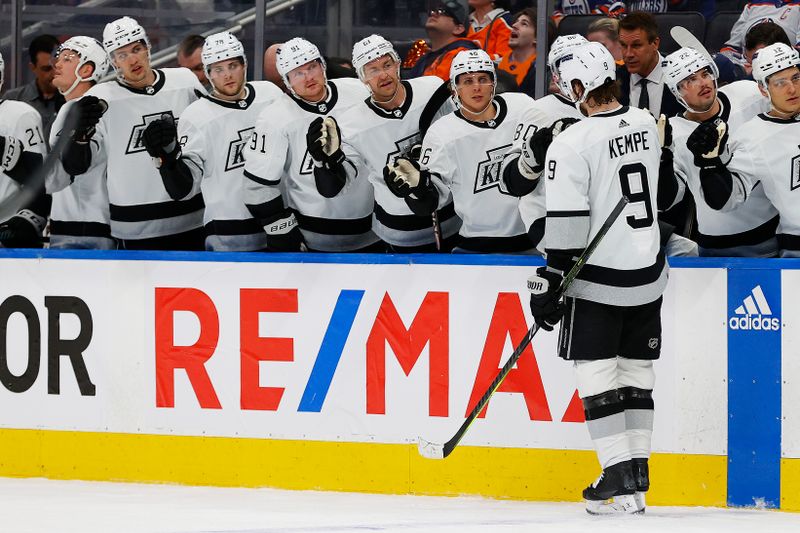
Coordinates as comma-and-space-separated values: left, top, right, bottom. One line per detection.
619, 162, 654, 229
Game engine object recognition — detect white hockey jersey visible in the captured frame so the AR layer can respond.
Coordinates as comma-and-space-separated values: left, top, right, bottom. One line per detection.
179, 82, 283, 251
243, 78, 379, 251
46, 97, 115, 249
668, 81, 777, 256
510, 93, 584, 251
723, 2, 800, 53
425, 93, 534, 252
0, 99, 46, 214
333, 76, 460, 248
85, 68, 204, 240
720, 113, 800, 257
545, 105, 667, 306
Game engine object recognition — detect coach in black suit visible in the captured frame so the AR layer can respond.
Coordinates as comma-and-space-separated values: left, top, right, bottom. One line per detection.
616, 12, 683, 118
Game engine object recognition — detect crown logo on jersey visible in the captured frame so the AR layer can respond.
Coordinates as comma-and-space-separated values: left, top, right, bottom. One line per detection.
474, 143, 513, 195
225, 126, 255, 172
792, 149, 800, 190
385, 132, 421, 166
618, 119, 629, 128
126, 111, 177, 154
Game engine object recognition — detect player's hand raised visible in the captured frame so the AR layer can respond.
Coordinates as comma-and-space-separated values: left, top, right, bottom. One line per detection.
143, 115, 181, 165
72, 96, 107, 142
687, 121, 728, 168
384, 157, 426, 198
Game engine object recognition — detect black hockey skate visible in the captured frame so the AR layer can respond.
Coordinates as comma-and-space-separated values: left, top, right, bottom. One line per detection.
632, 457, 649, 512
583, 460, 643, 515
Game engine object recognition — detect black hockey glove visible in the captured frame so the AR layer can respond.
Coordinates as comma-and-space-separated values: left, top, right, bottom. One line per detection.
0, 209, 46, 248
263, 211, 307, 252
142, 115, 181, 165
686, 121, 728, 169
0, 135, 23, 172
528, 267, 565, 332
383, 157, 432, 199
306, 116, 345, 167
72, 96, 107, 143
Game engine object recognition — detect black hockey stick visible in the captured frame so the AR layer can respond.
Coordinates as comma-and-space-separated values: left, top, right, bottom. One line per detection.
418, 195, 630, 459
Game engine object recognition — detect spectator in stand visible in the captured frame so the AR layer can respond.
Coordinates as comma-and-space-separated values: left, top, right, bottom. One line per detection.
3, 34, 65, 142
743, 21, 793, 76
587, 17, 624, 65
177, 34, 209, 87
467, 0, 513, 60
626, 0, 714, 18
722, 1, 800, 57
553, 1, 624, 26
408, 0, 480, 80
497, 8, 555, 97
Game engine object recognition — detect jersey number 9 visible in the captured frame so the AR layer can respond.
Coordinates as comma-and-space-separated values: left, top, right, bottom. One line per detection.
619, 162, 654, 229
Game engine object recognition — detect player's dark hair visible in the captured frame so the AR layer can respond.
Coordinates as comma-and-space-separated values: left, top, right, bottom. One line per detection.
745, 21, 792, 53
618, 11, 659, 43
575, 79, 620, 107
28, 34, 60, 65
178, 34, 205, 58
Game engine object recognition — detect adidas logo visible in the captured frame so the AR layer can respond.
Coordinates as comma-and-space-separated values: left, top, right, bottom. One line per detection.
729, 285, 780, 331
618, 119, 629, 128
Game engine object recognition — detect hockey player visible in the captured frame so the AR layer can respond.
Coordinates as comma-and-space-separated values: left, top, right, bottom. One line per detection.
500, 34, 586, 252
660, 47, 778, 257
0, 51, 48, 248
384, 49, 533, 253
313, 34, 459, 252
142, 32, 282, 251
530, 41, 666, 514
687, 43, 800, 257
47, 36, 116, 249
61, 16, 205, 250
242, 37, 379, 252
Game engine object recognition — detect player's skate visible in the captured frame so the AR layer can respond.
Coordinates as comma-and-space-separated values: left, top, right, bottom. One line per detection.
583, 460, 643, 515
632, 457, 649, 512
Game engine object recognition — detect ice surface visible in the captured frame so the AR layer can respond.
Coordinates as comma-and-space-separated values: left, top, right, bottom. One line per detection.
0, 477, 798, 533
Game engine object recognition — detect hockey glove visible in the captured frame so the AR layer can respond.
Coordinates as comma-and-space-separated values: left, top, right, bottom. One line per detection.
657, 114, 672, 149
143, 115, 181, 167
0, 209, 46, 248
528, 267, 565, 332
72, 96, 107, 143
263, 212, 307, 252
0, 135, 23, 172
686, 121, 728, 169
306, 116, 346, 167
383, 157, 431, 199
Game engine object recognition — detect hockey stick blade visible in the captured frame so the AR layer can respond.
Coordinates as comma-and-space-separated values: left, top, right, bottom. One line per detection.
417, 196, 629, 459
670, 26, 714, 64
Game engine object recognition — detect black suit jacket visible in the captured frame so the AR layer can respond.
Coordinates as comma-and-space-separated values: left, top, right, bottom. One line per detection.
616, 63, 683, 118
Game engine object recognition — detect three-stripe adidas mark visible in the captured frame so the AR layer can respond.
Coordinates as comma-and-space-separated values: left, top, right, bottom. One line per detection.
730, 285, 780, 331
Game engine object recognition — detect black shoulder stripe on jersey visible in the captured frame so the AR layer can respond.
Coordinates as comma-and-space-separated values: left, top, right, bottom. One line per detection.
50, 220, 112, 238
547, 209, 591, 218
243, 169, 280, 186
295, 212, 373, 236
456, 234, 532, 253
696, 215, 779, 249
419, 81, 452, 138
109, 193, 204, 222
374, 201, 456, 231
205, 218, 263, 236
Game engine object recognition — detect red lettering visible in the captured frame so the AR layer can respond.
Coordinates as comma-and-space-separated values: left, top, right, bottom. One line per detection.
366, 292, 449, 416
561, 389, 586, 422
467, 293, 552, 421
155, 287, 221, 409
240, 288, 297, 411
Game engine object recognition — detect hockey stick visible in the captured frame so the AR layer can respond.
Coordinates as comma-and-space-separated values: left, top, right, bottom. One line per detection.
670, 26, 714, 65
0, 99, 83, 223
417, 195, 630, 459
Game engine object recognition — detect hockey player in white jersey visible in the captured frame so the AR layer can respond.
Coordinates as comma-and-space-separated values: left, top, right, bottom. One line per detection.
142, 32, 282, 251
688, 43, 800, 257
384, 49, 533, 253
47, 36, 116, 249
61, 16, 205, 250
313, 34, 460, 252
660, 47, 778, 257
500, 34, 586, 251
243, 37, 378, 252
530, 42, 666, 514
0, 51, 48, 248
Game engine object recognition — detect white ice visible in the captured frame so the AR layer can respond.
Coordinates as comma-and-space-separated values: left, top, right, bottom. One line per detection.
1, 477, 798, 533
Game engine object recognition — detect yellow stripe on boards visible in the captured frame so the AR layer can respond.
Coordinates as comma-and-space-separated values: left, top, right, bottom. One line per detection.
0, 428, 725, 506
781, 458, 800, 511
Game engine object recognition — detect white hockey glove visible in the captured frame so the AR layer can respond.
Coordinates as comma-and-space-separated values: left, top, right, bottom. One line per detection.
0, 135, 23, 172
